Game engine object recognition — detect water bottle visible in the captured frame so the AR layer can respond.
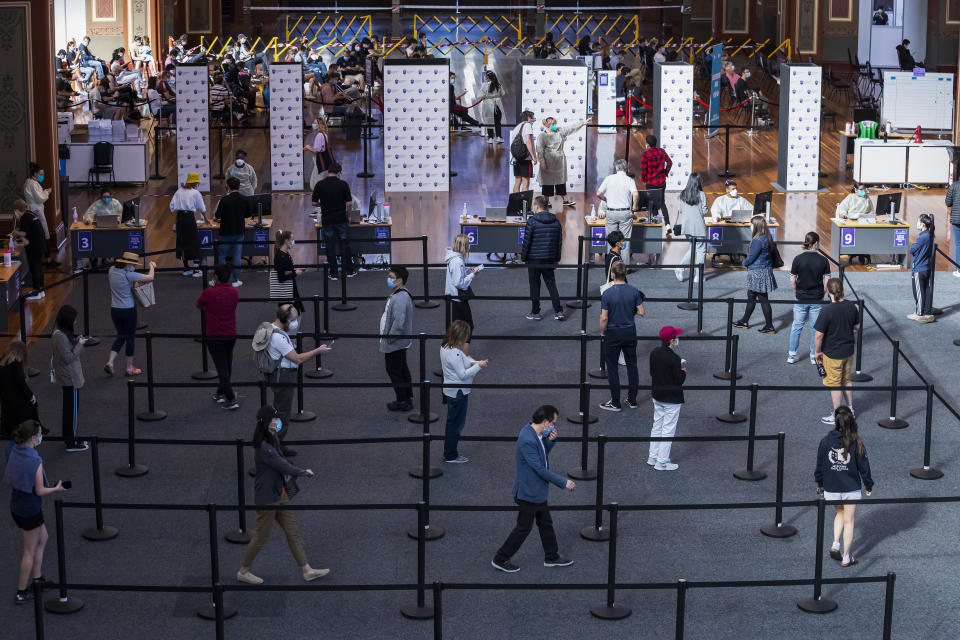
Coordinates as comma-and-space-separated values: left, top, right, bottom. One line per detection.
588, 204, 596, 220
72, 207, 78, 225
461, 202, 468, 219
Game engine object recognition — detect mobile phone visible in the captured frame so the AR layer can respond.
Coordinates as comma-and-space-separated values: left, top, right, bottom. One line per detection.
327, 340, 335, 348
61, 480, 72, 490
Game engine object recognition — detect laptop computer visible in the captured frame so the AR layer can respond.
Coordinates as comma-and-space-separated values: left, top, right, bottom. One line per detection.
94, 212, 120, 228
731, 209, 753, 222
484, 206, 507, 223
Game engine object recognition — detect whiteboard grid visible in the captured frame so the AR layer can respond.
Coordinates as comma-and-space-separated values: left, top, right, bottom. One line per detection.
882, 71, 955, 132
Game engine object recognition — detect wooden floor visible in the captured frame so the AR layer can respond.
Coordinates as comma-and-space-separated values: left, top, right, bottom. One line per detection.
8, 50, 955, 344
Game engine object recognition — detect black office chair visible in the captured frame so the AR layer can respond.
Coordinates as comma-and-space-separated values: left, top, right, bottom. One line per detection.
87, 141, 115, 188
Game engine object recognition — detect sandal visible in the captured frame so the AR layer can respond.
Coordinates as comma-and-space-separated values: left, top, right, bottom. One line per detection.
103, 363, 114, 377
125, 367, 143, 376
829, 548, 842, 562
841, 556, 857, 567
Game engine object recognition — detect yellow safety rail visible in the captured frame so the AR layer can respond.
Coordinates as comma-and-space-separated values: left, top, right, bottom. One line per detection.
729, 38, 752, 58
753, 38, 771, 55
768, 38, 792, 60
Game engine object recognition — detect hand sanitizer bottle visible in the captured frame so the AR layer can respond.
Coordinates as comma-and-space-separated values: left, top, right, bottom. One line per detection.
462, 202, 468, 219
588, 204, 596, 220
72, 207, 78, 225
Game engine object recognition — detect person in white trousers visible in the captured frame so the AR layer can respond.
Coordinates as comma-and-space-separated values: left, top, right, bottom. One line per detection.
648, 326, 686, 471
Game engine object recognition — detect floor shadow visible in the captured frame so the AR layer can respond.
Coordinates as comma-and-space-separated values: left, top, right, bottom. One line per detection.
850, 503, 927, 556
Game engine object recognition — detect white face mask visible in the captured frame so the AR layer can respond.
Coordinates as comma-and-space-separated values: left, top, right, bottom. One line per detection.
728, 189, 738, 198
235, 159, 245, 167
916, 222, 923, 231
673, 338, 680, 348
288, 317, 300, 333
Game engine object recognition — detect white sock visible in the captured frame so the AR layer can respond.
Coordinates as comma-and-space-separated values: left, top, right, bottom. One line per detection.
842, 554, 850, 563
831, 542, 840, 551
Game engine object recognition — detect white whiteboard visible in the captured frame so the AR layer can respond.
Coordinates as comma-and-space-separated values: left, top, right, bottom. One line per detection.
882, 71, 955, 131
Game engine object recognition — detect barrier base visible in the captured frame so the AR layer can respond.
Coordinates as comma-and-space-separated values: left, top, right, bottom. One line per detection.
191, 370, 219, 380
26, 367, 40, 378
414, 300, 441, 309
716, 412, 748, 424
82, 525, 119, 541
760, 523, 798, 538
713, 371, 743, 380
400, 603, 434, 619
588, 367, 607, 379
953, 338, 960, 347
909, 466, 944, 480
590, 603, 632, 620
568, 467, 598, 481
114, 464, 149, 478
83, 337, 101, 347
408, 411, 439, 424
565, 300, 592, 310
567, 412, 598, 425
137, 411, 167, 422
877, 417, 908, 430
290, 410, 317, 422
409, 466, 443, 479
196, 601, 238, 620
137, 322, 148, 330
356, 171, 376, 178
305, 368, 334, 379
580, 525, 610, 541
733, 469, 767, 481
44, 596, 84, 614
331, 302, 358, 311
677, 302, 699, 311
406, 524, 445, 541
849, 371, 873, 382
224, 529, 252, 544
797, 596, 838, 614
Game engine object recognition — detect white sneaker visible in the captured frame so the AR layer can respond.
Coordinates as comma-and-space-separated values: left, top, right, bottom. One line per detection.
487, 138, 493, 144
786, 354, 797, 364
192, 270, 203, 278
26, 293, 43, 301
953, 270, 960, 278
906, 313, 919, 321
182, 269, 194, 277
646, 456, 657, 466
232, 280, 243, 287
675, 268, 684, 281
654, 460, 679, 471
495, 137, 504, 144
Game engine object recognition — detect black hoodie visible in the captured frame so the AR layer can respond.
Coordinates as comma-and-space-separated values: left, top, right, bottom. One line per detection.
814, 429, 873, 493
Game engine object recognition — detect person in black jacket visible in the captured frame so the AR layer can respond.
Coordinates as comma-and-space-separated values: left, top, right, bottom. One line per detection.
521, 196, 564, 321
273, 230, 305, 313
648, 326, 686, 471
213, 177, 251, 286
0, 342, 40, 457
815, 405, 873, 567
237, 405, 329, 585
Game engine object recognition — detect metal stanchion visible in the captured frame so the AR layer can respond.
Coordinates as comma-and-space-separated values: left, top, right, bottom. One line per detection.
433, 297, 452, 377
677, 238, 698, 310
569, 334, 598, 425
321, 264, 331, 334
760, 432, 798, 538
882, 572, 896, 640
197, 504, 238, 620
796, 498, 838, 613
849, 299, 872, 382
306, 294, 333, 378
588, 334, 607, 379
579, 262, 592, 334
409, 334, 439, 424
81, 437, 119, 541
136, 332, 167, 421
225, 439, 251, 543
569, 381, 598, 480
415, 236, 439, 308
409, 381, 442, 480
32, 578, 45, 638
290, 333, 317, 422
733, 384, 767, 481
331, 262, 357, 311
357, 109, 375, 179
149, 124, 165, 180
115, 380, 148, 477
400, 502, 434, 619
716, 125, 736, 178
909, 384, 943, 480
566, 240, 588, 309
581, 434, 609, 541
192, 308, 218, 380
716, 335, 746, 423
214, 583, 226, 640
713, 299, 741, 379
43, 500, 84, 614
590, 503, 631, 619
928, 244, 942, 316
675, 579, 688, 640
432, 582, 443, 640
407, 413, 445, 540
877, 340, 908, 429
80, 269, 100, 346
694, 263, 707, 336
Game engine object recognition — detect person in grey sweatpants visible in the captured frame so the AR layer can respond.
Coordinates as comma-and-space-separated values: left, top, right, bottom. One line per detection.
380, 266, 415, 412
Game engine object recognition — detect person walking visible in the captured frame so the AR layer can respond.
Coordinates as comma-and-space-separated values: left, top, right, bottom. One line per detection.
733, 216, 779, 334
272, 230, 306, 313
51, 305, 90, 452
311, 162, 355, 280
11, 200, 46, 300
224, 149, 258, 196
304, 118, 335, 188
380, 266, 415, 412
815, 405, 873, 567
598, 261, 645, 412
814, 278, 860, 424
440, 320, 487, 463
170, 172, 209, 277
4, 420, 68, 604
509, 110, 537, 193
648, 326, 686, 471
197, 264, 240, 410
596, 159, 639, 257
908, 213, 935, 323
105, 253, 156, 377
788, 232, 831, 364
639, 135, 673, 226
535, 115, 590, 209
444, 234, 481, 332
521, 196, 564, 321
479, 70, 505, 144
491, 405, 575, 573
0, 343, 40, 457
945, 177, 960, 278
213, 176, 251, 287
674, 172, 708, 282
236, 405, 329, 585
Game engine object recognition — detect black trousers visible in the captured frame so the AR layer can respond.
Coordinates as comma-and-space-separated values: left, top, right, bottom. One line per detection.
384, 349, 413, 402
25, 247, 43, 291
268, 368, 297, 426
527, 263, 562, 314
912, 271, 932, 316
61, 386, 80, 448
452, 106, 480, 127
206, 338, 236, 401
451, 300, 474, 334
604, 329, 639, 406
487, 105, 502, 139
644, 185, 671, 226
494, 498, 559, 563
741, 290, 773, 328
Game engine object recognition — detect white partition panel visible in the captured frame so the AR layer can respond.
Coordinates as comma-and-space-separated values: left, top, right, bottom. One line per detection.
269, 62, 305, 191
652, 62, 693, 192
383, 59, 450, 192
175, 64, 210, 192
776, 63, 822, 192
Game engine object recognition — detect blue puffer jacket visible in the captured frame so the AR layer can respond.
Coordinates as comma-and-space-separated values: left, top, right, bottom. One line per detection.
521, 211, 562, 262
743, 234, 772, 270
909, 229, 933, 273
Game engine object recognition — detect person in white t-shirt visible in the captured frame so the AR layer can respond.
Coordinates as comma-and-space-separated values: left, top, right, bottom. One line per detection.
509, 110, 537, 193
596, 159, 639, 257
169, 173, 210, 277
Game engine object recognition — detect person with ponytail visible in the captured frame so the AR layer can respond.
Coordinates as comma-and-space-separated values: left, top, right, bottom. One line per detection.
271, 230, 305, 313
908, 212, 935, 323
814, 405, 873, 567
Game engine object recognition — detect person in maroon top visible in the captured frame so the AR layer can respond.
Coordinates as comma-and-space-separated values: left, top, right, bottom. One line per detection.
196, 264, 240, 409
639, 135, 673, 226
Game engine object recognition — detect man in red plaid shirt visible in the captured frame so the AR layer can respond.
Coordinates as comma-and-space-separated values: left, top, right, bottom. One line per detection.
639, 135, 673, 226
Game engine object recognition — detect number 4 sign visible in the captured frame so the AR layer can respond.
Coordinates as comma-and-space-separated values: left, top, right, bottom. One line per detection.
840, 228, 856, 248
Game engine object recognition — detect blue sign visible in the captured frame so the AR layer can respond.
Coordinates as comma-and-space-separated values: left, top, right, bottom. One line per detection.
894, 228, 907, 247
254, 230, 269, 249
77, 231, 93, 253
127, 231, 143, 250
198, 229, 214, 249
708, 226, 723, 247
517, 227, 525, 246
769, 227, 777, 241
591, 226, 606, 247
708, 43, 723, 137
375, 226, 389, 247
840, 228, 856, 248
462, 226, 478, 246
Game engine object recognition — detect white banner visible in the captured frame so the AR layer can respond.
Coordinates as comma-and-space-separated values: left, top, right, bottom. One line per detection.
654, 62, 693, 192
175, 64, 210, 192
779, 64, 822, 192
269, 63, 305, 191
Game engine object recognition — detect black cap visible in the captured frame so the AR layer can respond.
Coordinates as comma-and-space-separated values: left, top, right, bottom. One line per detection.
256, 405, 280, 423
724, 179, 737, 186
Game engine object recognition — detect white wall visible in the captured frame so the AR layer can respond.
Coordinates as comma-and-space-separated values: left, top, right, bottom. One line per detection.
860, 0, 927, 68
54, 0, 87, 49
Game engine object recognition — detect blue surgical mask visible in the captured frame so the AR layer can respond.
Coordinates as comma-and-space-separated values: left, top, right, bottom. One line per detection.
36, 434, 43, 445
103, 197, 111, 203
550, 124, 558, 131
274, 419, 283, 433
37, 175, 44, 183
312, 122, 318, 131
543, 425, 554, 435
387, 277, 396, 288
289, 239, 295, 247
857, 189, 866, 197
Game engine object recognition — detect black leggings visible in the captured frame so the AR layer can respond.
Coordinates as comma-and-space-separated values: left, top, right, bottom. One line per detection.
741, 290, 772, 327
110, 306, 137, 356
487, 105, 502, 139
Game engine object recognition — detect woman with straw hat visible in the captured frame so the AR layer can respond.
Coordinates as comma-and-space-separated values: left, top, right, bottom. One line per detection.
104, 252, 155, 377
170, 172, 210, 277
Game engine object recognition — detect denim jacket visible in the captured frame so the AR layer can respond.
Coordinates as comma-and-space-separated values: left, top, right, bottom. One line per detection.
743, 234, 772, 270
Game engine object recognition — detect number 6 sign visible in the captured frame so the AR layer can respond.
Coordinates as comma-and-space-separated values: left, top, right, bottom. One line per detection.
462, 226, 478, 246
840, 228, 856, 248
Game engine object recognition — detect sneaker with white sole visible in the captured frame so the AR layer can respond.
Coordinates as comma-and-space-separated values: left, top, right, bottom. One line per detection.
236, 569, 263, 584
543, 556, 574, 567
821, 414, 835, 424
917, 315, 935, 324
222, 401, 240, 410
525, 312, 542, 321
953, 270, 960, 278
906, 313, 919, 321
598, 400, 621, 412
554, 312, 566, 321
625, 400, 638, 409
646, 456, 657, 466
182, 269, 194, 277
232, 280, 243, 287
192, 270, 203, 278
786, 354, 798, 364
208, 279, 217, 287
491, 559, 520, 573
65, 442, 90, 453
444, 455, 469, 463
654, 460, 679, 471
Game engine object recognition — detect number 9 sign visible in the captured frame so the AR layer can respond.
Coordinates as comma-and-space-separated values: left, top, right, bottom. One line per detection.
840, 228, 856, 248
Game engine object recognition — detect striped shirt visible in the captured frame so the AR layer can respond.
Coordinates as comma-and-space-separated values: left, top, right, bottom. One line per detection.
210, 84, 230, 111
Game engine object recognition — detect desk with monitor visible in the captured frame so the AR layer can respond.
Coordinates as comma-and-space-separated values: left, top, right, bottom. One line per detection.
584, 219, 664, 257
314, 218, 393, 270
70, 220, 147, 272
198, 218, 274, 259
0, 260, 25, 331
830, 193, 909, 264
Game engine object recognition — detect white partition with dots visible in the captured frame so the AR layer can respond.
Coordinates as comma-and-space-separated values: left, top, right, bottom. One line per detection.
774, 63, 822, 192
268, 62, 305, 191
175, 63, 210, 192
652, 61, 693, 192
382, 58, 450, 193
516, 59, 588, 192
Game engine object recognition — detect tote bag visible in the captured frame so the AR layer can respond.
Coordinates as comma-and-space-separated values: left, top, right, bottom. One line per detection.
133, 281, 156, 308
269, 269, 294, 300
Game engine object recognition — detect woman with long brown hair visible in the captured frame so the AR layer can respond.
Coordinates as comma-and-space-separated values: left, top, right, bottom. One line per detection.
271, 230, 305, 313
440, 320, 487, 463
733, 215, 778, 334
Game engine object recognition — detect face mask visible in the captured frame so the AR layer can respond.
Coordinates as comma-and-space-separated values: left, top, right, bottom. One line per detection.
103, 197, 111, 203
312, 122, 318, 131
744, 70, 751, 78
728, 189, 737, 198
857, 189, 866, 197
543, 424, 555, 435
36, 434, 42, 446
37, 175, 44, 183
288, 317, 300, 333
673, 338, 680, 348
550, 124, 558, 132
289, 239, 295, 248
274, 419, 283, 433
387, 277, 396, 288
917, 222, 923, 231
235, 159, 245, 167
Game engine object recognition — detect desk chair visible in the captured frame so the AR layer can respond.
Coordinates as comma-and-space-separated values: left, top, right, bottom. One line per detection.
87, 141, 115, 188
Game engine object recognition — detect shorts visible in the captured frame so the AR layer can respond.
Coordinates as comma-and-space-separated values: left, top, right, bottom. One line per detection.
513, 160, 532, 178
541, 183, 567, 197
824, 490, 862, 502
12, 511, 43, 531
821, 354, 852, 387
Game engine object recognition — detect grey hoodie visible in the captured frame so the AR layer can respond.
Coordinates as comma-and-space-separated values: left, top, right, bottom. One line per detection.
379, 287, 413, 353
444, 249, 475, 297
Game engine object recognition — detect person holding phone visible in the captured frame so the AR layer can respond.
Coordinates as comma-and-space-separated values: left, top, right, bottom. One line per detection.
440, 320, 487, 464
51, 305, 90, 452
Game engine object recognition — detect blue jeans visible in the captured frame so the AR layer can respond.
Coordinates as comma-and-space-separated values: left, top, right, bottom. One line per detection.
322, 222, 352, 275
217, 234, 244, 282
78, 66, 95, 83
952, 224, 960, 268
443, 391, 469, 460
789, 303, 822, 357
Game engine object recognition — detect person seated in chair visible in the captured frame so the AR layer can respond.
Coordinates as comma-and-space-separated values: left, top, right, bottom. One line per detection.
83, 189, 123, 225
836, 182, 875, 265
896, 39, 922, 71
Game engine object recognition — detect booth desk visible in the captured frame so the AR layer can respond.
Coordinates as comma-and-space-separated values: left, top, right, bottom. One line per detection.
585, 220, 664, 257
315, 219, 392, 269
837, 130, 913, 171
70, 221, 146, 272
198, 218, 273, 259
0, 261, 25, 332
64, 136, 150, 184
830, 219, 910, 264
706, 219, 781, 256
459, 217, 528, 255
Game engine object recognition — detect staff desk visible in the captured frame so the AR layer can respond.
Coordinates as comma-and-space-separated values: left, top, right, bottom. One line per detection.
706, 219, 781, 256
0, 260, 25, 331
830, 218, 910, 263
585, 219, 664, 256
70, 221, 146, 272
65, 137, 149, 184
837, 130, 913, 171
315, 219, 392, 269
460, 217, 527, 255
198, 218, 274, 259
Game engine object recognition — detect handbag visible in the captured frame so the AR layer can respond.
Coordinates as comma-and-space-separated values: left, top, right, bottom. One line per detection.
133, 281, 155, 308
770, 243, 784, 269
269, 269, 294, 300
456, 286, 475, 301
599, 257, 618, 295
283, 475, 301, 500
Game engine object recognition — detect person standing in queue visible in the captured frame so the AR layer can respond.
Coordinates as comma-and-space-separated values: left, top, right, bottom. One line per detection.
0, 343, 40, 458
479, 70, 505, 144
272, 230, 306, 313
224, 149, 258, 197
648, 326, 686, 471
444, 233, 481, 332
908, 213, 935, 324
639, 135, 673, 226
788, 232, 831, 364
51, 305, 90, 452
381, 266, 415, 412
304, 118, 335, 187
674, 172, 708, 282
598, 261, 645, 412
23, 163, 55, 267
733, 216, 778, 334
596, 159, 639, 258
491, 405, 575, 573
814, 278, 860, 424
440, 320, 487, 464
213, 176, 251, 287
311, 162, 355, 280
509, 110, 537, 194
104, 253, 156, 377
171, 172, 209, 277
521, 196, 564, 322
197, 264, 240, 410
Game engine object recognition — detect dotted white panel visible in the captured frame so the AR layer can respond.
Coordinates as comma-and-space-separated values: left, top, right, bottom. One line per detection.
785, 66, 821, 191
175, 65, 210, 192
520, 64, 588, 191
383, 65, 449, 192
655, 65, 693, 192
269, 64, 305, 191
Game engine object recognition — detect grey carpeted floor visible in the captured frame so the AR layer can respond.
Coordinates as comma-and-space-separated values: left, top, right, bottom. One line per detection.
2, 264, 960, 639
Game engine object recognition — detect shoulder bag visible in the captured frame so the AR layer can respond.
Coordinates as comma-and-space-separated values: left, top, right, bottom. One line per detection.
133, 281, 156, 308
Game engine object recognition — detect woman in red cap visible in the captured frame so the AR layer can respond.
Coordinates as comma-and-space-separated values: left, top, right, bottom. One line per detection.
648, 326, 686, 471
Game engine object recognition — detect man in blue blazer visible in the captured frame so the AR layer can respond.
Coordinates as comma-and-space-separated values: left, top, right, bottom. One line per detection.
492, 405, 576, 573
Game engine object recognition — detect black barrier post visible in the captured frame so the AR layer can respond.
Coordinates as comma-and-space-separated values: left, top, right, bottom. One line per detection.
407, 408, 445, 540
713, 299, 741, 379
797, 498, 838, 613
590, 503, 631, 619
322, 264, 331, 334
137, 332, 167, 421
733, 384, 767, 481
929, 244, 942, 316
581, 434, 609, 541
716, 335, 746, 423
214, 583, 225, 640
357, 116, 375, 178
18, 294, 26, 343
80, 269, 100, 346
409, 379, 443, 480
569, 382, 598, 480
409, 334, 439, 424
694, 263, 706, 335
849, 299, 872, 382
259, 379, 267, 406
225, 439, 251, 543
588, 334, 606, 379
115, 380, 148, 477
877, 340, 908, 429
32, 578, 44, 638
191, 308, 218, 380
331, 263, 357, 311
677, 238, 698, 310
579, 262, 592, 334
400, 502, 434, 619
149, 124, 165, 180
717, 125, 736, 178
569, 333, 598, 426
197, 504, 238, 620
305, 294, 333, 378
432, 582, 443, 640
81, 437, 119, 541
882, 572, 896, 640
567, 238, 587, 309
675, 579, 687, 640
909, 384, 943, 480
212, 127, 225, 180
415, 236, 439, 309
761, 432, 798, 538
43, 500, 84, 614
290, 333, 317, 422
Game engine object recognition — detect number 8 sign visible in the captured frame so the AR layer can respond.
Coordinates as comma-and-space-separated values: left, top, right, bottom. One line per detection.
840, 228, 856, 248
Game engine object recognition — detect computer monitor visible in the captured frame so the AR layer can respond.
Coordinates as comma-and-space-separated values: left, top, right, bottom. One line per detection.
484, 207, 507, 222
634, 190, 649, 212
753, 191, 772, 217
876, 192, 902, 221
121, 197, 140, 224
852, 107, 878, 124
250, 193, 271, 218
507, 190, 533, 217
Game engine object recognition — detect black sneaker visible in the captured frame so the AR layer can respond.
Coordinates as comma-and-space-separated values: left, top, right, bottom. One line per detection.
222, 401, 240, 410
829, 548, 842, 562
328, 273, 340, 281
732, 321, 749, 329
212, 394, 225, 403
544, 556, 574, 567
625, 400, 639, 409
758, 326, 776, 335
14, 589, 31, 605
491, 559, 520, 573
